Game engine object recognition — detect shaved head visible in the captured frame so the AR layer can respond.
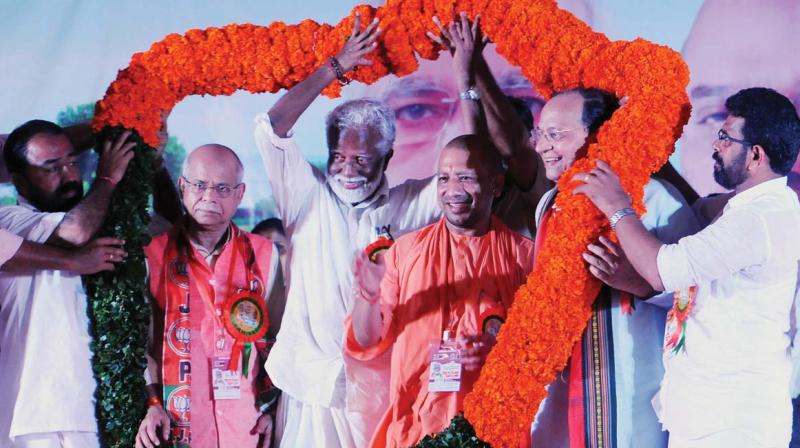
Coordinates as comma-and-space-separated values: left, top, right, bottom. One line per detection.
440, 134, 504, 177
182, 144, 244, 184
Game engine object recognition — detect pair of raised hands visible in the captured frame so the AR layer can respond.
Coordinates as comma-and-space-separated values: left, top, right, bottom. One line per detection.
334, 12, 487, 78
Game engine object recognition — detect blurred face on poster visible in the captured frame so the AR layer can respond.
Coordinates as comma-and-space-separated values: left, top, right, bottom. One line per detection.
356, 0, 594, 186
680, 0, 800, 196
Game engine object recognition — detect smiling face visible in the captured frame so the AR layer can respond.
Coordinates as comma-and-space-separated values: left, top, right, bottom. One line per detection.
326, 126, 390, 204
680, 0, 800, 195
534, 92, 589, 182
436, 137, 504, 235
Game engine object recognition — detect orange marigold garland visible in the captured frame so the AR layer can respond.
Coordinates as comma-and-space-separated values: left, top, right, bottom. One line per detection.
91, 0, 689, 446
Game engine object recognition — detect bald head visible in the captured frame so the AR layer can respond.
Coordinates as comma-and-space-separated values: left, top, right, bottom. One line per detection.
182, 144, 244, 184
180, 144, 246, 230
439, 135, 504, 177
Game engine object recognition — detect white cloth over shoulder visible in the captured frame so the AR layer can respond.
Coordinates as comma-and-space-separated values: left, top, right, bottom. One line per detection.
655, 177, 800, 446
254, 114, 441, 413
0, 198, 98, 447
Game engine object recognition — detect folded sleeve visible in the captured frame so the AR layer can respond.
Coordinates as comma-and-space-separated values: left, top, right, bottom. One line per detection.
254, 113, 321, 228
0, 229, 24, 269
0, 205, 65, 243
656, 208, 769, 292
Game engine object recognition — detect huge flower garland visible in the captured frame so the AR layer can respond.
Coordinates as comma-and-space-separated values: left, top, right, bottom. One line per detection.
90, 0, 689, 446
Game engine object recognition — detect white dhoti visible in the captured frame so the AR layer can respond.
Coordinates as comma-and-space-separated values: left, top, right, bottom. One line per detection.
9, 432, 99, 448
274, 393, 356, 448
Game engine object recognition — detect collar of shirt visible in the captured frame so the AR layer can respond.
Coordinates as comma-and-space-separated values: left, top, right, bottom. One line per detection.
189, 226, 232, 267
726, 176, 788, 211
16, 195, 39, 212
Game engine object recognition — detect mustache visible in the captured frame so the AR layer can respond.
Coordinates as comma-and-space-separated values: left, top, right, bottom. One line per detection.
55, 181, 82, 196
443, 194, 472, 204
712, 152, 723, 164
195, 202, 222, 213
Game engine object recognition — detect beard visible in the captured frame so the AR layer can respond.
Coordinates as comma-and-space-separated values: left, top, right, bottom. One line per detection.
712, 149, 748, 190
327, 174, 381, 204
26, 181, 84, 212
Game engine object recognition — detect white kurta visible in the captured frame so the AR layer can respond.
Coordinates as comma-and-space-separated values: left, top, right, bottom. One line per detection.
655, 176, 800, 447
254, 114, 441, 447
0, 199, 98, 447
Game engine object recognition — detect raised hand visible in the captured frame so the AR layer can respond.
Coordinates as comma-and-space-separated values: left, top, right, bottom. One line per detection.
334, 12, 382, 73
428, 13, 487, 80
352, 249, 386, 303
96, 130, 136, 186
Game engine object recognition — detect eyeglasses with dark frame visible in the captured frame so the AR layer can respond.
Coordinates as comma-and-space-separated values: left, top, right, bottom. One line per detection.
717, 129, 752, 148
181, 176, 242, 198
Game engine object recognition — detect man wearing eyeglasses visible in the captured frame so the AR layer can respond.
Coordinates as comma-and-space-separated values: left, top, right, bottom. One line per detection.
136, 144, 281, 448
575, 87, 800, 447
529, 92, 699, 448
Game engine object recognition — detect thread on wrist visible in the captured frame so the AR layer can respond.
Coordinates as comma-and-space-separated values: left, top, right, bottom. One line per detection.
147, 395, 162, 407
97, 176, 118, 186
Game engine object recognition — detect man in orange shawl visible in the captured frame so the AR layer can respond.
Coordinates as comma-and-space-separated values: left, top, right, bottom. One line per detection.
346, 135, 535, 447
136, 145, 280, 448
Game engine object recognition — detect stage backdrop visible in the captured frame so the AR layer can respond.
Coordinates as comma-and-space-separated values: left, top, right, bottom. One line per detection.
2, 0, 798, 228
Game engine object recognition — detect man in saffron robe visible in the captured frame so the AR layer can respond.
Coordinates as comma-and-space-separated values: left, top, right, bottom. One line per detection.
346, 135, 535, 447
136, 145, 279, 448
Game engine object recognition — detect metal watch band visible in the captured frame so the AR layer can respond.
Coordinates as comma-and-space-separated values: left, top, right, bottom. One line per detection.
609, 207, 636, 229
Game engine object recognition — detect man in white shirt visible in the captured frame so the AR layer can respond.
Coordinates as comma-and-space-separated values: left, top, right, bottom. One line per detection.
574, 87, 800, 447
254, 15, 441, 447
0, 119, 134, 448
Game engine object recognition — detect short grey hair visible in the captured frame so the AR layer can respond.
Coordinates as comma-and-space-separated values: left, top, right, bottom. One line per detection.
325, 99, 395, 156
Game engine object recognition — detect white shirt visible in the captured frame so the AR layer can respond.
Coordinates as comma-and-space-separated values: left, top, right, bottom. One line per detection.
254, 114, 441, 408
0, 198, 98, 445
0, 230, 23, 269
655, 176, 800, 445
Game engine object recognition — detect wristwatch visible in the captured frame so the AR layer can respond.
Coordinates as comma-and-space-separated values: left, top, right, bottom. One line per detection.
459, 87, 480, 101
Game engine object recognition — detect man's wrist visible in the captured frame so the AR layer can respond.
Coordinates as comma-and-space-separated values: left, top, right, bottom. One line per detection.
608, 207, 637, 229
147, 395, 163, 408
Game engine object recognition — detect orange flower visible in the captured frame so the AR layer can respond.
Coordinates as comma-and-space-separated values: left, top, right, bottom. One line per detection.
92, 1, 690, 445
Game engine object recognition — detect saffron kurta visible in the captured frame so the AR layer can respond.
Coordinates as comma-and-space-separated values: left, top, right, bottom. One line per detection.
345, 217, 535, 448
145, 225, 277, 448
